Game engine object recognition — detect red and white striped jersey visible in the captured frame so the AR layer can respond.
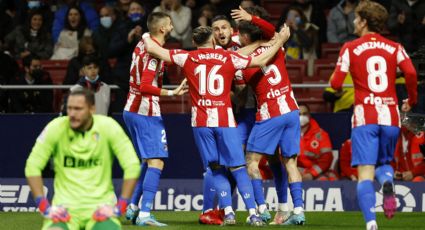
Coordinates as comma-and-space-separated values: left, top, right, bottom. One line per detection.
235, 47, 299, 121
124, 37, 165, 116
331, 33, 417, 128
169, 48, 252, 127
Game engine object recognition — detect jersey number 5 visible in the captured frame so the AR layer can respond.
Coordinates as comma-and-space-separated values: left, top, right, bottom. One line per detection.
195, 64, 224, 96
367, 56, 388, 93
261, 64, 282, 86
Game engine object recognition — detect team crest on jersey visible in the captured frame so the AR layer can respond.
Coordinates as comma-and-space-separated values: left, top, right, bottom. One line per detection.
148, 59, 158, 71
92, 132, 99, 141
311, 140, 319, 149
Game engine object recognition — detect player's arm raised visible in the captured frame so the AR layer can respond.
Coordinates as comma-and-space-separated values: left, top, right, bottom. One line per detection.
143, 33, 172, 63
248, 24, 290, 67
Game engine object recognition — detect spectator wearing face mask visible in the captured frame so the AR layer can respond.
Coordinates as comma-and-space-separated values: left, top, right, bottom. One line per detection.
108, 0, 147, 112
62, 55, 110, 115
5, 10, 53, 59
8, 54, 53, 113
284, 6, 319, 76
15, 0, 53, 31
327, 0, 358, 43
63, 36, 110, 85
278, 0, 328, 51
92, 5, 119, 60
297, 104, 338, 181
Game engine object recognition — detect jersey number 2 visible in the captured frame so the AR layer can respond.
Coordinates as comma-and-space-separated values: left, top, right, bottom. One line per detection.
367, 56, 388, 93
195, 65, 224, 96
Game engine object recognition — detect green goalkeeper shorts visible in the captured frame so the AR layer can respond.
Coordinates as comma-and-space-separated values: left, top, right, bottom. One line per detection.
41, 207, 121, 230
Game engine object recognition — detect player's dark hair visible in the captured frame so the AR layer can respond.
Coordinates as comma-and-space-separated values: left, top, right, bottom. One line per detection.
147, 12, 171, 33
82, 55, 99, 67
69, 88, 95, 106
23, 54, 41, 67
238, 21, 262, 42
355, 0, 388, 33
211, 15, 231, 25
192, 26, 213, 46
244, 6, 270, 21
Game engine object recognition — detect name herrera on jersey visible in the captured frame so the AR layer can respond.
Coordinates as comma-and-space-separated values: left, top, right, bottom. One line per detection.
64, 156, 101, 168
353, 41, 395, 56
197, 53, 227, 63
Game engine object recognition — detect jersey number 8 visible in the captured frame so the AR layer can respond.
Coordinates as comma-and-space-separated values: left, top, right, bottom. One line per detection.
195, 64, 224, 96
367, 56, 388, 93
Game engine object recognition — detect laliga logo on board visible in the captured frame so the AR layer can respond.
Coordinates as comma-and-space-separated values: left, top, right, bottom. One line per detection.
375, 184, 416, 212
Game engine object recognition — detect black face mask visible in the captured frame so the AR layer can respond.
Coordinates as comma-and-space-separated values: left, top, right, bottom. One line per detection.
31, 69, 44, 79
347, 0, 357, 4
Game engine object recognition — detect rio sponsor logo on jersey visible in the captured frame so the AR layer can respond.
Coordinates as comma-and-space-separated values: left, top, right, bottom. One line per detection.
63, 156, 102, 168
363, 93, 396, 106
267, 86, 289, 99
197, 99, 225, 107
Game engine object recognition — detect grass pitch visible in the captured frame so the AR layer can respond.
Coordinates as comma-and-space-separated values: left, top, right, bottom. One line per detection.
1, 211, 424, 230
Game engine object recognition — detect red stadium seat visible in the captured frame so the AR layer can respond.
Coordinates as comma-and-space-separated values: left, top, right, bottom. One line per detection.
160, 94, 191, 114
311, 58, 337, 83
286, 59, 306, 97
41, 60, 69, 112
321, 43, 342, 61
166, 64, 185, 85
261, 0, 291, 21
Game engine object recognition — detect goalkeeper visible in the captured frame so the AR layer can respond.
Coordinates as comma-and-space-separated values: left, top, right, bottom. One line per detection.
25, 88, 141, 230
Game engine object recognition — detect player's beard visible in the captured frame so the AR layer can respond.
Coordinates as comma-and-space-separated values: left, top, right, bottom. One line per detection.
164, 29, 172, 40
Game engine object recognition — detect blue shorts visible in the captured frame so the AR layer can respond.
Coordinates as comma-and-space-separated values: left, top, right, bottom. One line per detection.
192, 127, 245, 169
351, 124, 400, 167
123, 111, 168, 159
247, 110, 300, 157
236, 108, 256, 145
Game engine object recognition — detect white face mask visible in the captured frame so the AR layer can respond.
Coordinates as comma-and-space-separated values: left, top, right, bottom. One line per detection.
299, 115, 310, 127
100, 16, 113, 28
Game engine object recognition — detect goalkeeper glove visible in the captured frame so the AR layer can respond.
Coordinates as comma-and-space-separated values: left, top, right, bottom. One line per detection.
36, 196, 71, 223
92, 197, 128, 222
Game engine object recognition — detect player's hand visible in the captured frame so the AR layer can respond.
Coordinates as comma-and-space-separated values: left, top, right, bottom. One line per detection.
36, 197, 71, 223
394, 171, 402, 180
277, 24, 291, 44
231, 6, 252, 22
92, 197, 128, 222
401, 99, 412, 112
302, 173, 313, 181
350, 175, 357, 181
172, 78, 188, 96
402, 171, 413, 181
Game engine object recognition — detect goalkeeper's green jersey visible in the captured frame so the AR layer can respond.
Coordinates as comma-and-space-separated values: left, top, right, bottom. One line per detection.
25, 115, 140, 208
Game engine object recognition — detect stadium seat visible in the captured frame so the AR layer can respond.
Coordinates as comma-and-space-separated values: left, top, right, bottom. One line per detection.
160, 94, 191, 114
261, 0, 291, 21
311, 58, 336, 83
41, 60, 69, 112
166, 64, 184, 85
321, 43, 342, 61
286, 59, 306, 96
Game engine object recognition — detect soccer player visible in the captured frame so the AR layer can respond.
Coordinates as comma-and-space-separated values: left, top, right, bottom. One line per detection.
143, 24, 290, 226
235, 21, 305, 225
123, 12, 187, 226
330, 1, 417, 229
25, 89, 141, 230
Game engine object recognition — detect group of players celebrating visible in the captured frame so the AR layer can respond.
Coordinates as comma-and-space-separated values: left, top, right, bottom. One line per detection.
25, 0, 417, 230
